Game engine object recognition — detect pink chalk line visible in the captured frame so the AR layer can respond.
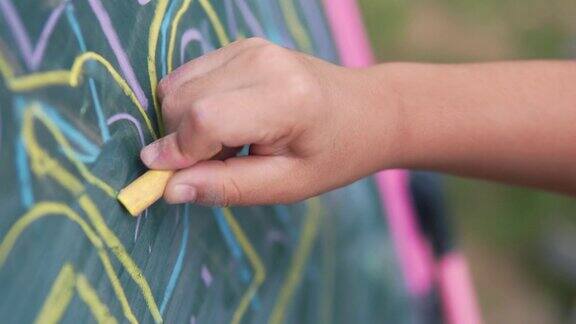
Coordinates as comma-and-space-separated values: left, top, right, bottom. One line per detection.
107, 113, 146, 147
88, 0, 149, 109
0, 1, 66, 71
201, 265, 213, 287
180, 28, 214, 64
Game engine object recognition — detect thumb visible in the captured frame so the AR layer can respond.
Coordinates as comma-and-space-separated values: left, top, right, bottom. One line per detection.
163, 155, 308, 206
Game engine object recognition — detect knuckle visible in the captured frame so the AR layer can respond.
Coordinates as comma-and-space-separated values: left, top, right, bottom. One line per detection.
185, 106, 206, 132
250, 43, 285, 66
228, 38, 244, 47
222, 168, 243, 206
161, 93, 175, 114
187, 98, 217, 134
285, 70, 317, 103
174, 129, 194, 162
157, 78, 170, 99
244, 36, 267, 46
261, 43, 283, 57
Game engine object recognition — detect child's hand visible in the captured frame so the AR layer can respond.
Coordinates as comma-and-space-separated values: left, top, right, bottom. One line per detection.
140, 38, 400, 206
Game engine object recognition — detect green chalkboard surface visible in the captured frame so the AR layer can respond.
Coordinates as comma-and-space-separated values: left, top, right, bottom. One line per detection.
0, 1, 410, 323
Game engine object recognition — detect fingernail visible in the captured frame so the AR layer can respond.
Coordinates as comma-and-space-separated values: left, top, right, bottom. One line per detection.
141, 142, 160, 167
169, 185, 197, 204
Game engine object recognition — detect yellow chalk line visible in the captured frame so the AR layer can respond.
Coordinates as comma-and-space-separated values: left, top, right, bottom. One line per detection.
278, 0, 313, 53
79, 195, 163, 323
0, 50, 157, 139
167, 0, 195, 73
222, 208, 266, 324
269, 198, 322, 324
34, 263, 76, 324
9, 70, 71, 90
3, 3, 317, 323
0, 202, 138, 324
33, 263, 118, 324
148, 0, 170, 135
70, 52, 157, 139
76, 273, 119, 324
199, 0, 230, 45
0, 49, 15, 79
21, 103, 162, 322
23, 104, 116, 197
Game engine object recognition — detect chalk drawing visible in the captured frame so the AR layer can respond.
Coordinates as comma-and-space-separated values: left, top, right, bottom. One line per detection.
0, 1, 331, 323
0, 1, 66, 71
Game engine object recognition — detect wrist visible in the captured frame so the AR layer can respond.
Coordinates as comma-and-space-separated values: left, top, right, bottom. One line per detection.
372, 62, 458, 170
362, 63, 427, 171
323, 62, 449, 179
340, 65, 407, 173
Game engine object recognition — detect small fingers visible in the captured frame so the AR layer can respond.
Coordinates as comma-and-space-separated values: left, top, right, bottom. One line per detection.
143, 88, 293, 170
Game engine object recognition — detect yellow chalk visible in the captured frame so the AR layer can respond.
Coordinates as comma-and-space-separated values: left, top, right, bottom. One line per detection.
117, 170, 174, 216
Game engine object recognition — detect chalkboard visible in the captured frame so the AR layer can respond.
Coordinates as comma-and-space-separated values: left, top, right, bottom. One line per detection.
0, 1, 412, 323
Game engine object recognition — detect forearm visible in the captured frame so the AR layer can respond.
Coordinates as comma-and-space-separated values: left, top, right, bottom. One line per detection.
376, 61, 576, 194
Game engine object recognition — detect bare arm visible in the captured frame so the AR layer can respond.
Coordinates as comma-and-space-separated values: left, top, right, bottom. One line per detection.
383, 61, 576, 195
140, 38, 576, 206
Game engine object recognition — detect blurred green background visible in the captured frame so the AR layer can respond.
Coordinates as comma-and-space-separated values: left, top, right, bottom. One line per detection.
357, 0, 576, 323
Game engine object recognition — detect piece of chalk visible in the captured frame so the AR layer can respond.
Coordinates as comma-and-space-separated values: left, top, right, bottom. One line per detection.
117, 170, 174, 216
